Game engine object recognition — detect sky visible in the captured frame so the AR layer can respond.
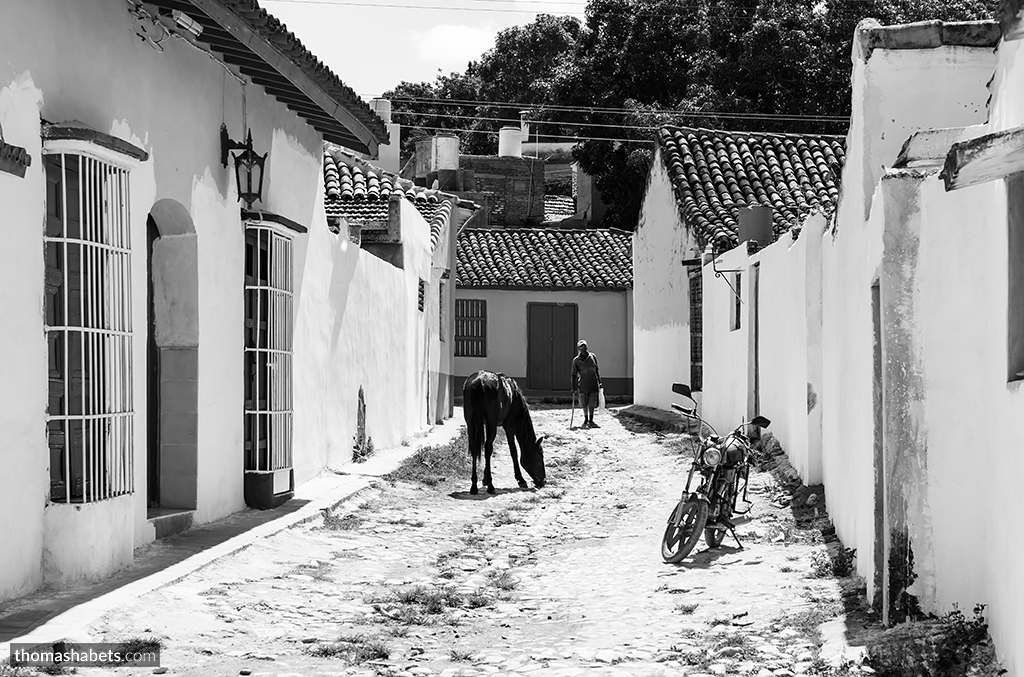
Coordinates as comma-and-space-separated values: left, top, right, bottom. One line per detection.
260, 0, 588, 100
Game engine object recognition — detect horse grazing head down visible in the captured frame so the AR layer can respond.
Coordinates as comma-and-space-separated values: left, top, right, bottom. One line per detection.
520, 435, 546, 488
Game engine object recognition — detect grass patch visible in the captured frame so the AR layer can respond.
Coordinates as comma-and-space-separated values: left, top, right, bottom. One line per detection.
449, 648, 475, 662
811, 546, 857, 579
293, 561, 333, 581
465, 592, 495, 609
492, 510, 525, 526
387, 517, 426, 527
322, 512, 365, 531
435, 549, 464, 566
384, 431, 469, 487
548, 451, 586, 473
779, 565, 795, 573
353, 436, 375, 463
676, 603, 699, 615
113, 637, 162, 660
310, 634, 391, 664
487, 570, 519, 591
2, 663, 74, 677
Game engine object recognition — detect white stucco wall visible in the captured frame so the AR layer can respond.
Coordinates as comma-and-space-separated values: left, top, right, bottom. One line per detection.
0, 73, 48, 602
816, 28, 999, 600
865, 161, 1024, 677
700, 245, 752, 434
291, 199, 438, 486
858, 32, 1024, 675
756, 230, 811, 483
453, 288, 632, 393
0, 0, 450, 604
633, 149, 700, 408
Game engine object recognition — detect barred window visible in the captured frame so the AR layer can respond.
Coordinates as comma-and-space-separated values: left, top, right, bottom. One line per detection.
43, 152, 134, 503
730, 272, 742, 332
455, 299, 486, 357
439, 281, 446, 342
688, 270, 703, 392
244, 224, 294, 480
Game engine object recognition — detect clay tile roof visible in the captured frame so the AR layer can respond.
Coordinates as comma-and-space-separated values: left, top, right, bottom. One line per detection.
657, 126, 846, 251
157, 0, 387, 152
456, 228, 632, 290
544, 195, 577, 222
323, 146, 454, 248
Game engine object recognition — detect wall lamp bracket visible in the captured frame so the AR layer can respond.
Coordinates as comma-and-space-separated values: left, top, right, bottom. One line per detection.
221, 124, 267, 210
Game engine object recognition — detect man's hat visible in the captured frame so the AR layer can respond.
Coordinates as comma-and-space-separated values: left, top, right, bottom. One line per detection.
577, 339, 588, 347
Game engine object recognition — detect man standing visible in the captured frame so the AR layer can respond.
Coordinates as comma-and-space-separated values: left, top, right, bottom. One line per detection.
572, 339, 603, 428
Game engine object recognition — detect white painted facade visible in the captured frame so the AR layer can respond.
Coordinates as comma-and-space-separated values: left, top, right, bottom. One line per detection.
0, 0, 454, 606
664, 19, 1024, 673
453, 288, 633, 396
633, 153, 701, 410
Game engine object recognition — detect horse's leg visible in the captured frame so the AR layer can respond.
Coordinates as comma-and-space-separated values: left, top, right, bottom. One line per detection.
470, 448, 479, 495
468, 416, 480, 495
484, 424, 497, 494
505, 426, 527, 489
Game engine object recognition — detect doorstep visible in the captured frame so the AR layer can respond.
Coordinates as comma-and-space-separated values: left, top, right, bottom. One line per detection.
147, 508, 195, 540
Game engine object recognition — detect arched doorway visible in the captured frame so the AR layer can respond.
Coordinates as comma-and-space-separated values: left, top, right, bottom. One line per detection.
146, 199, 199, 530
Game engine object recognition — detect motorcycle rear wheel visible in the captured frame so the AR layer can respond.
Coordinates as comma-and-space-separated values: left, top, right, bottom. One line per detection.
661, 498, 708, 564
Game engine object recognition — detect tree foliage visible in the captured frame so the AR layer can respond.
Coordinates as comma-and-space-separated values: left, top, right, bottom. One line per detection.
383, 0, 998, 228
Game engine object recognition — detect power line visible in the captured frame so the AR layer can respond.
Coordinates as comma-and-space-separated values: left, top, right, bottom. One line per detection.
404, 124, 653, 143
261, 0, 587, 13
374, 95, 850, 121
260, 0, 874, 18
391, 108, 849, 127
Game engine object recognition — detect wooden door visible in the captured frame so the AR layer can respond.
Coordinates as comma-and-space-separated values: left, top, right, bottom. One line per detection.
528, 303, 577, 391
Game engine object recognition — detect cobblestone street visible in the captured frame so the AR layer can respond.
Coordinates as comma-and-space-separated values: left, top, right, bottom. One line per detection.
75, 407, 865, 677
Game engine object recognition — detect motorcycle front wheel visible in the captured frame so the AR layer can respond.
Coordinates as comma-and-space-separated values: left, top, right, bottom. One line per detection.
661, 497, 708, 564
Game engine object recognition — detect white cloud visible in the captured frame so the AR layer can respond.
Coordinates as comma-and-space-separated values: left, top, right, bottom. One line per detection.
411, 23, 500, 74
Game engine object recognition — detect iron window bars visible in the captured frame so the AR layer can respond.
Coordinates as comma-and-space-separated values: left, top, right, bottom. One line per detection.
43, 153, 134, 504
243, 224, 294, 478
455, 299, 487, 357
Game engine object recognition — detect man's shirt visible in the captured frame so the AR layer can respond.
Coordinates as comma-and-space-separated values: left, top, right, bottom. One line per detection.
572, 352, 601, 393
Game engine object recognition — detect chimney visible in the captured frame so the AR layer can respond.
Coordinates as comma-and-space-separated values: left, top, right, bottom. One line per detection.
371, 98, 400, 174
738, 205, 773, 249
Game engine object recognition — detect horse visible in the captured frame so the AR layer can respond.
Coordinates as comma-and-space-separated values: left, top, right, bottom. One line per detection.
462, 371, 546, 495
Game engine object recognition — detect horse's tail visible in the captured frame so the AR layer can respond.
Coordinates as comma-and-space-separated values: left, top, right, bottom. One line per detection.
463, 376, 485, 460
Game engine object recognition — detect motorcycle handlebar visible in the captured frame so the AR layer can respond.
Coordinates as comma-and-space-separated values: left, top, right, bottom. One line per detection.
670, 403, 768, 443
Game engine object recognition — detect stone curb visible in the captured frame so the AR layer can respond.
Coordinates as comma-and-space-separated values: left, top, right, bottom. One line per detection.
0, 413, 467, 662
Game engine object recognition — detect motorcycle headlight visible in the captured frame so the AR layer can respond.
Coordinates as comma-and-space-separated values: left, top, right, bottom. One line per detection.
702, 447, 722, 467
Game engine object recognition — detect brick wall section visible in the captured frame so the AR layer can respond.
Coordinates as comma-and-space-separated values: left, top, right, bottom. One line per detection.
460, 156, 545, 226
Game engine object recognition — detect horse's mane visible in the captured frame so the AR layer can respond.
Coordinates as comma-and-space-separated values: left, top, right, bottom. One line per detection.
499, 373, 538, 445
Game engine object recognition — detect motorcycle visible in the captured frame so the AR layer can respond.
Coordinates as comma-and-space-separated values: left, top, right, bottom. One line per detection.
660, 383, 771, 564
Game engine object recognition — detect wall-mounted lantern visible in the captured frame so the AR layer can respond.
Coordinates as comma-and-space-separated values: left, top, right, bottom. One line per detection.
221, 124, 267, 210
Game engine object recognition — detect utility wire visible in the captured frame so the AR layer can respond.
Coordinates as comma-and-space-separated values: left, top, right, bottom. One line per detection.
404, 124, 653, 143
261, 0, 876, 18
391, 108, 849, 126
373, 95, 850, 121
